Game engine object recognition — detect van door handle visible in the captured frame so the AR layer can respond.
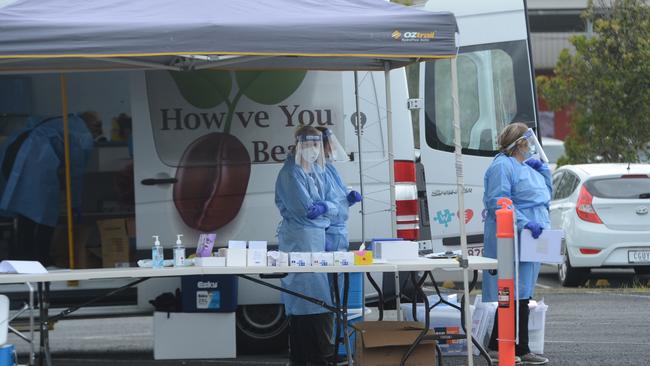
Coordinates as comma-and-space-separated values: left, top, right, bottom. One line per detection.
141, 178, 178, 186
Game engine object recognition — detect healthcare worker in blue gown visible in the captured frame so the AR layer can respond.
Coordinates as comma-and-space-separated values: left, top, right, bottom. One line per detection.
315, 127, 362, 253
275, 125, 339, 366
0, 114, 94, 266
482, 122, 551, 365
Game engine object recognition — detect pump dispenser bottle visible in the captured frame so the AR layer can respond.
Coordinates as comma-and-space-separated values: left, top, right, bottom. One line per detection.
152, 235, 164, 269
173, 234, 185, 267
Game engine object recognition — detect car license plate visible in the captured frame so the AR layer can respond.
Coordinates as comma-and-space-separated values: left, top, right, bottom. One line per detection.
468, 246, 484, 257
628, 250, 650, 263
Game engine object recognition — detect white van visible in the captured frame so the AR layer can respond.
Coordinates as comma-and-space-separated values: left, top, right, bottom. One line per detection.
417, 0, 540, 255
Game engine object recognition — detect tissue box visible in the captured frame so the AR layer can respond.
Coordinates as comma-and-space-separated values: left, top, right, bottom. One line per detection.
290, 252, 312, 267
312, 252, 334, 266
354, 251, 373, 265
267, 251, 289, 267
334, 252, 354, 266
247, 241, 267, 267
181, 275, 238, 312
195, 256, 226, 267
373, 240, 419, 261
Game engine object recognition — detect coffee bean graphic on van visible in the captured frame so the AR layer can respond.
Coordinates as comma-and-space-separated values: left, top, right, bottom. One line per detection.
169, 70, 306, 230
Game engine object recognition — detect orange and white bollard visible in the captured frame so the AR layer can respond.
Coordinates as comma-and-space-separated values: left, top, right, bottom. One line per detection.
496, 198, 516, 366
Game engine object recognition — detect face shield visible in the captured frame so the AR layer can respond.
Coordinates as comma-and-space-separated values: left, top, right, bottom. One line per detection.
294, 133, 325, 171
321, 128, 348, 162
506, 128, 548, 163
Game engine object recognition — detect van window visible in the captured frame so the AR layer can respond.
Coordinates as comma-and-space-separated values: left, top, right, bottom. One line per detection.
424, 40, 535, 156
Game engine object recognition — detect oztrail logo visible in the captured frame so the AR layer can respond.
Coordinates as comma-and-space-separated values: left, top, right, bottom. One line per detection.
393, 30, 436, 42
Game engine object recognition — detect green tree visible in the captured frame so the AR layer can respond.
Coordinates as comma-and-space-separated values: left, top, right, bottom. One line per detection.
537, 0, 650, 165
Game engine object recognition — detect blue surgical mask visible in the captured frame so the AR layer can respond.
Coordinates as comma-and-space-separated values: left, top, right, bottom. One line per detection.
523, 145, 535, 160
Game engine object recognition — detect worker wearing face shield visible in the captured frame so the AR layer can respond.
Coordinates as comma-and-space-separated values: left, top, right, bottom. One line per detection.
274, 125, 339, 366
482, 123, 551, 365
316, 127, 362, 252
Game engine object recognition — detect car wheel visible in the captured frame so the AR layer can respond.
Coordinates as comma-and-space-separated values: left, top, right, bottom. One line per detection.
634, 267, 650, 276
236, 304, 289, 354
558, 251, 588, 287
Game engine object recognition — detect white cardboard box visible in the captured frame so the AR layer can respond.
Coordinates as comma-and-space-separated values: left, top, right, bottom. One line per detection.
153, 312, 236, 360
290, 252, 311, 267
267, 251, 289, 267
194, 256, 226, 267
311, 252, 334, 266
373, 240, 419, 261
226, 248, 247, 267
333, 252, 354, 266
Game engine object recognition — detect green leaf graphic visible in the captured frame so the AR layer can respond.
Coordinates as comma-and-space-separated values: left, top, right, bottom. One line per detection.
235, 71, 307, 105
169, 70, 232, 109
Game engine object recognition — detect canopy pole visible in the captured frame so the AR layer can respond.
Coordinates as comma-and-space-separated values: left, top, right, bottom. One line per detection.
451, 58, 473, 366
384, 62, 396, 238
354, 71, 366, 245
59, 74, 75, 270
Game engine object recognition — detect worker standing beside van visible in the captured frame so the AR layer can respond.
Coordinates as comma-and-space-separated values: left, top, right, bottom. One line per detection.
274, 126, 339, 366
482, 123, 551, 365
316, 127, 362, 252
0, 114, 94, 266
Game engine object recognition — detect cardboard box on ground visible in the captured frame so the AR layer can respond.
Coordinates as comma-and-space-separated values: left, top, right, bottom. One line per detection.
352, 321, 437, 366
51, 217, 134, 268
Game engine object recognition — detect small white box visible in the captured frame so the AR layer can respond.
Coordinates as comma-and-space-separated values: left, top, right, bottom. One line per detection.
247, 249, 267, 267
226, 248, 247, 267
194, 256, 226, 267
248, 241, 268, 250
153, 312, 236, 359
311, 252, 334, 266
267, 251, 289, 267
290, 252, 311, 267
333, 251, 354, 266
373, 240, 419, 261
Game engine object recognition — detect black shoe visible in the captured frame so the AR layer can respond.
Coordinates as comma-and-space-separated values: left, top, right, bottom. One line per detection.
519, 352, 549, 365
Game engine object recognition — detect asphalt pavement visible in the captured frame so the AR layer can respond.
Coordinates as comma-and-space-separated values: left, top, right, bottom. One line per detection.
8, 268, 650, 366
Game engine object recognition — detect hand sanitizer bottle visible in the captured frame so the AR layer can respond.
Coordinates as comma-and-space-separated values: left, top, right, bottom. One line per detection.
173, 234, 185, 267
152, 235, 164, 269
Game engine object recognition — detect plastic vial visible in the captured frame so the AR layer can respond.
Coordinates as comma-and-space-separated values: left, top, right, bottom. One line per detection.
152, 235, 164, 269
173, 234, 185, 267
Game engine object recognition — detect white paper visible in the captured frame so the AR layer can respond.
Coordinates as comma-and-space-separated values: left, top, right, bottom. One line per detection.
228, 240, 247, 250
0, 260, 48, 274
520, 229, 563, 264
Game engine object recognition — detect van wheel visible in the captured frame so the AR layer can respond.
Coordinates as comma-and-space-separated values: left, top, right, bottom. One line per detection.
558, 251, 588, 287
236, 304, 289, 354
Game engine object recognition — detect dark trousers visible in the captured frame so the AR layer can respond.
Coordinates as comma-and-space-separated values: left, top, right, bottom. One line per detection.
11, 215, 54, 266
288, 313, 334, 366
489, 298, 531, 356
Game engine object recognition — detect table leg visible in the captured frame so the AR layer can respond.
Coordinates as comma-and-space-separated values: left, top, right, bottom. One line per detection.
342, 273, 352, 366
400, 271, 431, 366
394, 272, 402, 321
331, 273, 342, 365
37, 282, 52, 366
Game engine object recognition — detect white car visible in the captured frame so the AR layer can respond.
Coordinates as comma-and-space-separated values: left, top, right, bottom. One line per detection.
550, 164, 650, 286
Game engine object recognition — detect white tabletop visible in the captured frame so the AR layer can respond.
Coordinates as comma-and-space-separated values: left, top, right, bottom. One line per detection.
0, 256, 496, 285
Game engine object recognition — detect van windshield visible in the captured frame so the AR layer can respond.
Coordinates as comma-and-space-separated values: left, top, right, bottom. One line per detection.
424, 40, 536, 156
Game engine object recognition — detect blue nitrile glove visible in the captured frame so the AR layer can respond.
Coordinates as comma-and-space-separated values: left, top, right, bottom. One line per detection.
525, 159, 545, 172
524, 221, 543, 239
347, 190, 362, 205
307, 201, 328, 219
325, 238, 336, 252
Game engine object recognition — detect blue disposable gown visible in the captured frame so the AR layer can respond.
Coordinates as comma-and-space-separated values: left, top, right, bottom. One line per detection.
275, 156, 338, 315
323, 162, 350, 252
482, 154, 552, 302
0, 115, 94, 227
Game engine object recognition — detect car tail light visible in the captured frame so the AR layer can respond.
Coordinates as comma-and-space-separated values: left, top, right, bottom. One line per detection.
621, 174, 649, 178
576, 185, 603, 224
395, 160, 419, 240
579, 248, 602, 255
